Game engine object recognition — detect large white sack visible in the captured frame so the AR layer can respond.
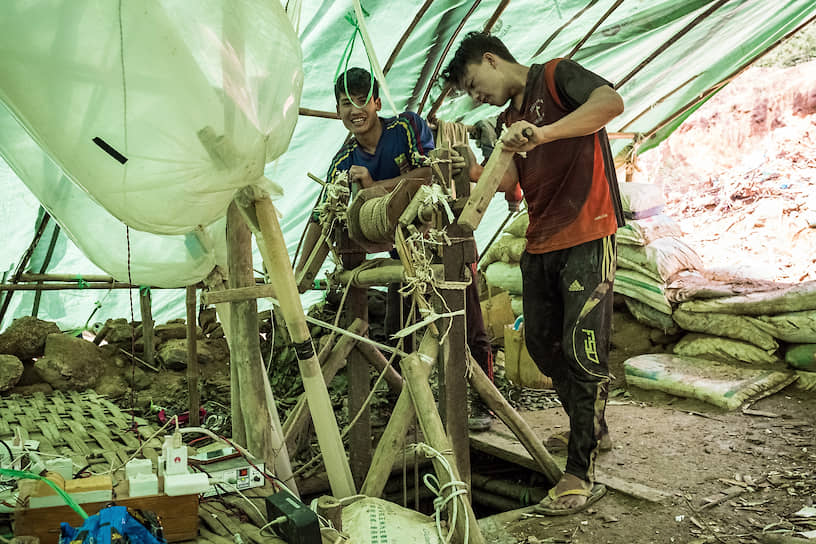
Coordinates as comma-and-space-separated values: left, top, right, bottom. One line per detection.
616, 214, 682, 246
616, 236, 704, 283
0, 1, 302, 235
618, 182, 665, 219
484, 261, 523, 296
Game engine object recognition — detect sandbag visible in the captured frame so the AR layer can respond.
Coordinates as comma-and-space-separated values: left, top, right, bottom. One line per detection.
616, 237, 704, 283
666, 270, 784, 302
510, 295, 524, 317
616, 214, 682, 246
672, 309, 778, 351
624, 297, 678, 334
480, 235, 526, 268
753, 310, 816, 343
504, 212, 529, 238
342, 497, 441, 544
484, 261, 523, 296
624, 353, 796, 411
673, 333, 780, 365
618, 182, 665, 219
677, 280, 816, 315
785, 344, 816, 371
794, 370, 816, 391
613, 269, 673, 315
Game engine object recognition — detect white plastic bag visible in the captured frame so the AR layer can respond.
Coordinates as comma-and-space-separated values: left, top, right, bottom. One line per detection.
342, 497, 441, 544
0, 0, 302, 235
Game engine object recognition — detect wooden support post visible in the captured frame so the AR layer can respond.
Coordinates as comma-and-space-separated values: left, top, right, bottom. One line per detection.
438, 283, 470, 492
139, 288, 155, 365
467, 356, 562, 485
225, 202, 297, 494
440, 147, 474, 496
282, 318, 368, 453
347, 284, 371, 489
402, 351, 485, 544
458, 141, 515, 231
244, 187, 356, 499
361, 332, 436, 498
186, 285, 200, 427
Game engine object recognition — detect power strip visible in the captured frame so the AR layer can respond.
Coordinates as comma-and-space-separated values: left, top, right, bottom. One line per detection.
197, 454, 266, 498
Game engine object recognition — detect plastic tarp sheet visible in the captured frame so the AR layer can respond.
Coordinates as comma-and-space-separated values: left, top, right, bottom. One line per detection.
1, 0, 814, 329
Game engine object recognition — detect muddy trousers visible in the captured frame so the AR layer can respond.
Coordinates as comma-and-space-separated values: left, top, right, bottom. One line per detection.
520, 235, 615, 482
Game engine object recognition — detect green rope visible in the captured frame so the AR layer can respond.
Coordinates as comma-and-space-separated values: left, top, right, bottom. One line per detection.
334, 5, 376, 109
0, 468, 89, 519
75, 275, 88, 289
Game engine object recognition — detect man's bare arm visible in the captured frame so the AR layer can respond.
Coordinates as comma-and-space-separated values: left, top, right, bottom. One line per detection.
504, 86, 624, 152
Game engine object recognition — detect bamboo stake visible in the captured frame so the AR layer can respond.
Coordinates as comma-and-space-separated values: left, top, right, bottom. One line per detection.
402, 351, 485, 544
361, 331, 436, 498
282, 318, 367, 453
186, 286, 200, 427
244, 186, 356, 499
468, 356, 562, 485
353, 341, 403, 394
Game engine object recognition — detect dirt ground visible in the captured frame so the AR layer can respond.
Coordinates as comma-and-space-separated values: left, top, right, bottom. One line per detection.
482, 386, 815, 544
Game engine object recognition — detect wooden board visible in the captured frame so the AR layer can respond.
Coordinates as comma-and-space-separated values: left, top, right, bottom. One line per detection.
470, 425, 672, 503
14, 493, 199, 543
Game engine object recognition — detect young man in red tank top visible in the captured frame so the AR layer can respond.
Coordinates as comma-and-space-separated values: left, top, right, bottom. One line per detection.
443, 32, 625, 515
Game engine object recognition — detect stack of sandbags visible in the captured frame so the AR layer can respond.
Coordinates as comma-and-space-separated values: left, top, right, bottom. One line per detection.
672, 282, 816, 388
482, 212, 528, 316
614, 183, 704, 332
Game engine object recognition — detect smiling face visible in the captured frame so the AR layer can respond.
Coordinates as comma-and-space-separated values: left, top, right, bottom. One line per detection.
461, 53, 511, 107
336, 93, 382, 137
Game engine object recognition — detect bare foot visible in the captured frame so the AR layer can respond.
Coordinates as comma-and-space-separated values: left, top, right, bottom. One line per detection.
549, 473, 592, 510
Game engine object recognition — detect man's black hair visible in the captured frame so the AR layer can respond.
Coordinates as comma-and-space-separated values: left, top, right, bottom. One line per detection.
334, 67, 379, 103
441, 31, 518, 88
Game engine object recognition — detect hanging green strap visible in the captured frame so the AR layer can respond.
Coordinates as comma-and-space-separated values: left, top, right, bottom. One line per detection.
334, 4, 376, 109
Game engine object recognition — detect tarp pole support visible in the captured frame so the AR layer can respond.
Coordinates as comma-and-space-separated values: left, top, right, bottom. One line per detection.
615, 0, 731, 90
566, 0, 625, 59
534, 0, 600, 58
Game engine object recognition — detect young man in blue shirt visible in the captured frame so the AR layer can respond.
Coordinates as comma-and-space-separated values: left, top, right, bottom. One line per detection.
307, 67, 495, 431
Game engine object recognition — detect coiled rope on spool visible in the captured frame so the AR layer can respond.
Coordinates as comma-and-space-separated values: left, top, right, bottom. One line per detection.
356, 193, 393, 243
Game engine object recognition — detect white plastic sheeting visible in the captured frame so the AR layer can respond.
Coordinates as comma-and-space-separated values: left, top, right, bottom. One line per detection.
0, 0, 302, 235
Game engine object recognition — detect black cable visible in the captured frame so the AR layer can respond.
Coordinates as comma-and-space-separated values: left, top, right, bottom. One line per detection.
0, 440, 13, 463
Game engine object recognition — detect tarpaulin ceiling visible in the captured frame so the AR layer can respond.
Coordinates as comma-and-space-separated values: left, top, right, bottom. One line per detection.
0, 0, 814, 329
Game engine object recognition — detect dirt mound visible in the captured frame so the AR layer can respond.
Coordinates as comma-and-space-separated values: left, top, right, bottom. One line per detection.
632, 60, 816, 283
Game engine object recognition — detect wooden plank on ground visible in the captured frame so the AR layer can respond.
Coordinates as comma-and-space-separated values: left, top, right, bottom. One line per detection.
470, 429, 671, 503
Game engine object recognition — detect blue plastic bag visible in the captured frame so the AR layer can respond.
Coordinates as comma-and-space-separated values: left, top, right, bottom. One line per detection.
59, 505, 166, 544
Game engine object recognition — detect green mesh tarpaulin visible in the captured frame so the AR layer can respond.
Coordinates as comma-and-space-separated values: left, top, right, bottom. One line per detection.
0, 0, 814, 329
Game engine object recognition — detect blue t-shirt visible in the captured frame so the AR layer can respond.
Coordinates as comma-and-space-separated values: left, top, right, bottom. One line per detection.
325, 111, 435, 183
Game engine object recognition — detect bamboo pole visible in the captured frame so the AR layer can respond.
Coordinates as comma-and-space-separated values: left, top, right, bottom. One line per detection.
352, 342, 403, 394
566, 0, 624, 59
361, 331, 437, 498
335, 263, 446, 287
402, 351, 485, 544
282, 318, 367, 453
20, 273, 116, 283
31, 223, 61, 317
0, 283, 140, 291
244, 186, 356, 499
186, 286, 200, 427
468, 356, 562, 485
0, 212, 50, 323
